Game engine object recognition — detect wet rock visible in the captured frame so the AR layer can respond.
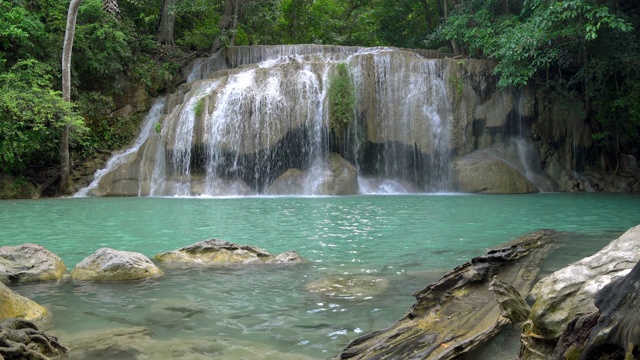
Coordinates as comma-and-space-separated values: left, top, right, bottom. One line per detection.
0, 174, 35, 200
266, 153, 358, 195
0, 318, 67, 359
71, 248, 162, 281
0, 282, 48, 322
305, 275, 390, 301
520, 224, 640, 359
453, 152, 538, 194
489, 276, 531, 324
154, 239, 304, 265
0, 244, 67, 284
332, 229, 556, 360
551, 259, 640, 360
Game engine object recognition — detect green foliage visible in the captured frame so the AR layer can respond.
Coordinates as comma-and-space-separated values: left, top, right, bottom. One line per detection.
328, 63, 355, 135
0, 60, 85, 173
155, 122, 162, 134
174, 0, 221, 50
194, 98, 205, 118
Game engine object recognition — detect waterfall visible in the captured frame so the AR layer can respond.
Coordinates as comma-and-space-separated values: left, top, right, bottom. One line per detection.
74, 98, 166, 197
80, 45, 466, 197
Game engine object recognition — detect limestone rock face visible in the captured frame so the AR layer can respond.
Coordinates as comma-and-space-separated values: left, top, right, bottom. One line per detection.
453, 152, 538, 194
0, 318, 67, 359
305, 275, 390, 301
520, 224, 640, 359
71, 248, 162, 281
154, 239, 304, 265
0, 282, 48, 321
0, 244, 67, 284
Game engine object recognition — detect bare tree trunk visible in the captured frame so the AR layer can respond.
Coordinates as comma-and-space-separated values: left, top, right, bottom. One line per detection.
157, 0, 176, 45
60, 0, 83, 195
211, 0, 243, 54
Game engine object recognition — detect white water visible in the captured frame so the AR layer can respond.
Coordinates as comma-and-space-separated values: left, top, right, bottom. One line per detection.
74, 98, 166, 197
78, 45, 553, 197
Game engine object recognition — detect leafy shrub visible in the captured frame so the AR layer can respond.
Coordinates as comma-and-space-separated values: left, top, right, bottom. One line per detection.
328, 63, 355, 135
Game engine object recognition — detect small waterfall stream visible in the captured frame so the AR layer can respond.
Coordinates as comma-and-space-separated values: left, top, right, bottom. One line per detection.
77, 45, 551, 197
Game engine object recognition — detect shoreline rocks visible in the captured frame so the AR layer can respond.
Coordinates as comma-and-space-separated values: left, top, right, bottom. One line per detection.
71, 248, 162, 281
0, 244, 67, 284
154, 239, 305, 265
520, 224, 640, 359
332, 229, 557, 360
0, 318, 67, 359
0, 282, 48, 322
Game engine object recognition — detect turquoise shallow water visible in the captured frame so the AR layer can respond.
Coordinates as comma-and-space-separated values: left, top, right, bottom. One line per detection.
1, 193, 639, 358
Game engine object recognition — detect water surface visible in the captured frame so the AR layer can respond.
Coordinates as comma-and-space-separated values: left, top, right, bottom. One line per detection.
1, 193, 639, 358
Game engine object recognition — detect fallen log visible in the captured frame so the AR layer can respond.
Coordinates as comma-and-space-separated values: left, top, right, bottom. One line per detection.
332, 229, 556, 360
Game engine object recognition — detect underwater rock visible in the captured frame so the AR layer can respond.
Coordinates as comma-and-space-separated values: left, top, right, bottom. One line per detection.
551, 259, 640, 360
305, 275, 390, 301
154, 239, 304, 265
520, 224, 640, 359
0, 244, 67, 284
332, 229, 556, 360
63, 326, 317, 360
0, 282, 48, 322
0, 318, 67, 359
71, 248, 162, 281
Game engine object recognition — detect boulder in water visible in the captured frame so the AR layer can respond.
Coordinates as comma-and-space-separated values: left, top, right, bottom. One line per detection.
0, 318, 67, 359
0, 244, 67, 284
71, 248, 162, 281
452, 152, 538, 194
332, 229, 556, 360
520, 224, 640, 359
266, 153, 358, 195
0, 282, 48, 322
154, 239, 304, 265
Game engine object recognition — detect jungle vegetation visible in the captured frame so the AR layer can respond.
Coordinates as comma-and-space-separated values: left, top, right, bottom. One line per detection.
0, 0, 638, 193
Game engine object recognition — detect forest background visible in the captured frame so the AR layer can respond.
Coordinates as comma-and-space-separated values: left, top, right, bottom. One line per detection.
1, 0, 639, 195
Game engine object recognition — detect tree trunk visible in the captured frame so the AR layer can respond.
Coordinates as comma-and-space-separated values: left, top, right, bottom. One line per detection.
211, 0, 244, 54
157, 0, 176, 45
60, 0, 83, 195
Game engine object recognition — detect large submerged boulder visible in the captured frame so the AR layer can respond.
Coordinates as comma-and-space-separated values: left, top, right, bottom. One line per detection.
520, 224, 640, 359
453, 152, 538, 194
0, 244, 67, 284
71, 248, 162, 281
332, 229, 556, 360
154, 239, 304, 265
266, 153, 358, 195
0, 282, 48, 322
0, 318, 67, 359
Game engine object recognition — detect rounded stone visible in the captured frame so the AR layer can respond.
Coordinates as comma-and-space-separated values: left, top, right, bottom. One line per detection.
0, 243, 67, 283
71, 248, 162, 281
0, 282, 48, 321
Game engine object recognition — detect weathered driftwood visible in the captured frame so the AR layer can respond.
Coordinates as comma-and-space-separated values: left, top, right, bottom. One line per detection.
332, 229, 556, 360
0, 318, 67, 359
489, 276, 531, 324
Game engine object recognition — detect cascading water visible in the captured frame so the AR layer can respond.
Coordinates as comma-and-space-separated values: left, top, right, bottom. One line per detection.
74, 98, 166, 197
77, 46, 482, 197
